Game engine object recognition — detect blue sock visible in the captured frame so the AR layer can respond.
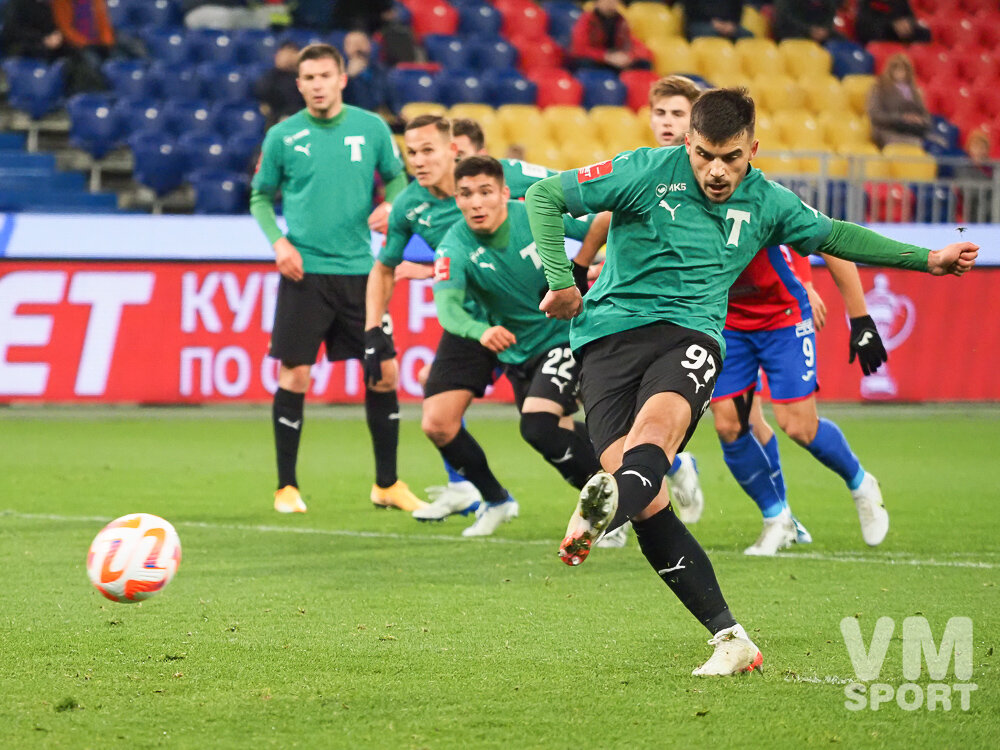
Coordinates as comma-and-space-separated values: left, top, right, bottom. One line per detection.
761, 434, 786, 502
721, 432, 787, 518
805, 418, 865, 489
665, 454, 682, 477
444, 418, 473, 484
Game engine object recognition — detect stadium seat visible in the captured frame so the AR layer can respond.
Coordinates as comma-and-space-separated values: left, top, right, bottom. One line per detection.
752, 153, 802, 176
866, 181, 914, 223
225, 133, 261, 173
196, 62, 253, 102
483, 70, 537, 107
838, 143, 889, 179
618, 69, 660, 112
499, 2, 548, 41
111, 0, 178, 31
825, 40, 874, 78
753, 113, 781, 149
152, 62, 201, 100
882, 143, 937, 181
779, 40, 831, 78
818, 111, 870, 151
115, 98, 167, 137
927, 115, 961, 151
589, 106, 643, 148
575, 69, 627, 109
974, 9, 1000, 47
647, 37, 696, 77
911, 182, 953, 222
447, 102, 497, 125
546, 0, 583, 47
800, 75, 849, 116
1, 58, 65, 119
231, 29, 277, 65
750, 74, 806, 114
841, 74, 876, 117
146, 29, 191, 66
541, 105, 593, 144
67, 94, 121, 159
439, 69, 489, 106
558, 138, 610, 171
530, 68, 583, 107
865, 42, 908, 75
161, 99, 216, 137
928, 16, 978, 49
278, 28, 328, 50
469, 36, 518, 71
388, 69, 441, 111
956, 49, 999, 86
735, 38, 783, 79
690, 37, 738, 83
741, 4, 770, 37
458, 2, 502, 36
510, 36, 560, 74
424, 34, 471, 70
623, 2, 681, 46
908, 45, 959, 85
496, 103, 546, 145
772, 110, 825, 151
400, 102, 448, 122
522, 139, 563, 169
214, 101, 266, 139
128, 132, 186, 195
410, 0, 460, 39
178, 133, 234, 176
102, 59, 156, 100
190, 170, 251, 214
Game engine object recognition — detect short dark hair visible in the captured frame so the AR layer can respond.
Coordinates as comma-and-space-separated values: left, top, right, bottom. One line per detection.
297, 43, 344, 73
405, 114, 451, 138
690, 87, 755, 144
454, 155, 505, 185
451, 118, 485, 151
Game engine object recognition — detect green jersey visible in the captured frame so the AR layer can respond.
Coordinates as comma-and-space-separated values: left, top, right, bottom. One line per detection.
559, 147, 832, 354
252, 106, 404, 275
434, 201, 586, 365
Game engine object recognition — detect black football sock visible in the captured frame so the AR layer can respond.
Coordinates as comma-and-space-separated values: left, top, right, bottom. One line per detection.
633, 506, 737, 635
519, 413, 601, 488
609, 443, 671, 529
365, 389, 399, 488
273, 387, 304, 489
438, 427, 509, 504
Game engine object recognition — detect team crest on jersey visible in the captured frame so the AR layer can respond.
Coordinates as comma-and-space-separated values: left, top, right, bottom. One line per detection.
434, 256, 450, 281
577, 160, 613, 183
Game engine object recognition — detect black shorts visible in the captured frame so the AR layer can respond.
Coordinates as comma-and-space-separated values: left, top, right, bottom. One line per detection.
578, 322, 721, 458
504, 341, 581, 415
423, 330, 500, 398
269, 273, 395, 365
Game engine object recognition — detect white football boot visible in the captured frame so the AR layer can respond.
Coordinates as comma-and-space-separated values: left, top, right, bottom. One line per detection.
413, 482, 482, 521
559, 472, 619, 565
851, 472, 889, 546
596, 521, 630, 548
692, 624, 763, 676
667, 452, 704, 524
744, 509, 797, 556
791, 514, 813, 544
461, 496, 519, 537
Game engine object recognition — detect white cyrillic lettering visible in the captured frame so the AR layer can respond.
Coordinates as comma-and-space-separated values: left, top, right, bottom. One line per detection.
401, 345, 435, 397
261, 272, 280, 332
212, 346, 250, 397
260, 355, 280, 394
0, 271, 65, 396
180, 347, 213, 396
220, 272, 261, 333
181, 272, 221, 333
407, 279, 437, 333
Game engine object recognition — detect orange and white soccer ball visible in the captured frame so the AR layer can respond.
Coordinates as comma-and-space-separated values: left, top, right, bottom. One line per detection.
86, 513, 181, 603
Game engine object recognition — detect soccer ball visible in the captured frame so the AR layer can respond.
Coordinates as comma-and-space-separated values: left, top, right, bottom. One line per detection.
86, 513, 182, 603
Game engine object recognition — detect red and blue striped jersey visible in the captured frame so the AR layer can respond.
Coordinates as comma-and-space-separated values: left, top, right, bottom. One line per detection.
725, 245, 814, 332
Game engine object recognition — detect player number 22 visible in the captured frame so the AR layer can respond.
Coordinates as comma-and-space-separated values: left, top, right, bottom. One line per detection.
542, 347, 576, 381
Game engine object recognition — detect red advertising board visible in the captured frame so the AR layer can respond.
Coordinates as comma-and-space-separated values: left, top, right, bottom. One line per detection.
0, 261, 995, 403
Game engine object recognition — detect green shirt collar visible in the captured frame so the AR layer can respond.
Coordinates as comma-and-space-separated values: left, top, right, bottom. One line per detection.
303, 107, 347, 128
473, 215, 511, 249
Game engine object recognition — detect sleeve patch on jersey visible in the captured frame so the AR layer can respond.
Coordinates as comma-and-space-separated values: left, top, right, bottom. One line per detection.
433, 256, 450, 281
577, 160, 613, 183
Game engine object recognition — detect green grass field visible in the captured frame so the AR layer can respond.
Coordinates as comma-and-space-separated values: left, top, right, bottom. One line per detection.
1, 403, 997, 749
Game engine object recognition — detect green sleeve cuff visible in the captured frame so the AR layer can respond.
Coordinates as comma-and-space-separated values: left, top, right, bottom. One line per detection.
434, 287, 490, 341
249, 189, 283, 245
818, 220, 930, 271
525, 177, 575, 291
558, 169, 590, 218
383, 171, 408, 204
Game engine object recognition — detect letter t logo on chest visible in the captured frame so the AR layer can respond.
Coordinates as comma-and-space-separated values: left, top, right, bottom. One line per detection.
725, 209, 751, 247
344, 135, 366, 162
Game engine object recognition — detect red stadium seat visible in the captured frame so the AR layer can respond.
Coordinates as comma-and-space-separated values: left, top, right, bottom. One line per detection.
955, 49, 999, 84
510, 34, 562, 74
974, 10, 1000, 48
499, 1, 549, 41
619, 69, 660, 112
908, 45, 958, 85
409, 0, 459, 40
974, 83, 1000, 119
927, 14, 978, 49
529, 68, 583, 107
865, 181, 914, 223
866, 42, 908, 75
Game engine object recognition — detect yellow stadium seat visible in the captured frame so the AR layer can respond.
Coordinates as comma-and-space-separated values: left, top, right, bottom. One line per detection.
837, 143, 888, 179
818, 111, 870, 150
560, 138, 612, 172
753, 153, 802, 176
691, 37, 738, 82
823, 154, 850, 178
735, 38, 784, 79
800, 75, 850, 116
708, 68, 752, 89
400, 102, 447, 123
841, 74, 876, 117
635, 106, 661, 147
754, 113, 784, 151
779, 39, 832, 78
624, 1, 681, 44
541, 105, 594, 142
496, 104, 545, 146
750, 74, 806, 113
741, 5, 770, 38
523, 140, 563, 170
589, 105, 644, 147
447, 103, 496, 126
773, 110, 825, 150
883, 143, 937, 181
648, 37, 696, 77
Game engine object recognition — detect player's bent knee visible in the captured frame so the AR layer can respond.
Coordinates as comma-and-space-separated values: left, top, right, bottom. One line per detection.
519, 411, 560, 453
421, 413, 460, 446
278, 363, 311, 393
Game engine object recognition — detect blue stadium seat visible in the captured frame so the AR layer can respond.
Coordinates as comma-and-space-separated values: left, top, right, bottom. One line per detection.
196, 62, 253, 102
232, 29, 277, 65
468, 37, 518, 72
114, 98, 168, 137
482, 70, 537, 106
826, 40, 874, 78
459, 2, 502, 37
146, 29, 193, 66
187, 29, 240, 64
387, 68, 441, 111
127, 0, 180, 31
178, 133, 235, 177
161, 99, 217, 136
911, 182, 952, 223
439, 70, 489, 107
928, 115, 961, 152
392, 2, 412, 26
190, 170, 250, 214
67, 94, 122, 159
1, 58, 65, 119
214, 101, 266, 139
546, 1, 582, 48
225, 133, 261, 172
423, 34, 471, 70
102, 60, 156, 100
151, 61, 201, 99
280, 28, 329, 50
576, 70, 626, 108
128, 132, 186, 195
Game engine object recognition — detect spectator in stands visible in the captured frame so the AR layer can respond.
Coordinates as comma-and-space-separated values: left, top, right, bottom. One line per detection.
866, 53, 930, 148
254, 41, 302, 127
331, 0, 394, 36
772, 0, 843, 44
855, 0, 930, 45
955, 131, 994, 223
342, 30, 390, 114
0, 0, 63, 59
680, 0, 752, 41
569, 0, 653, 72
183, 0, 283, 30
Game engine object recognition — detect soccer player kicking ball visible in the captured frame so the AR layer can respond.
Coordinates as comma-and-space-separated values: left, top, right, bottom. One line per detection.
250, 43, 424, 514
429, 156, 604, 536
525, 87, 977, 675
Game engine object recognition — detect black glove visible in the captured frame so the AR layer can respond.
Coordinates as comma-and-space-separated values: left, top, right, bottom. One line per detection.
848, 315, 888, 376
363, 325, 394, 387
571, 260, 590, 297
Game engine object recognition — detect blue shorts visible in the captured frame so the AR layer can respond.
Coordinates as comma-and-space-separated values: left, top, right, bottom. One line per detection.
713, 320, 818, 403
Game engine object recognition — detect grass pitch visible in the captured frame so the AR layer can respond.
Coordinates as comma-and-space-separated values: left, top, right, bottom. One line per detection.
1, 403, 997, 749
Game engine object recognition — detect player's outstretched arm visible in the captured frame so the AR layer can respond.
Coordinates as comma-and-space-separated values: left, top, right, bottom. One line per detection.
817, 220, 979, 276
928, 242, 979, 276
821, 253, 888, 375
433, 287, 490, 343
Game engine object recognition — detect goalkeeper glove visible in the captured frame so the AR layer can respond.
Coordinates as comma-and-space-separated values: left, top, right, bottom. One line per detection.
571, 260, 590, 297
848, 315, 887, 376
363, 325, 395, 387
